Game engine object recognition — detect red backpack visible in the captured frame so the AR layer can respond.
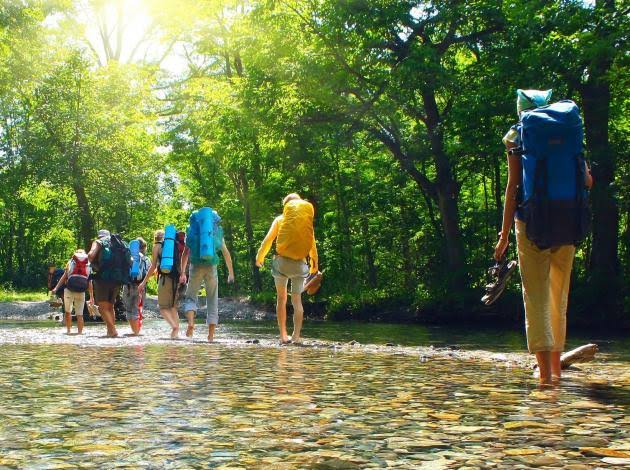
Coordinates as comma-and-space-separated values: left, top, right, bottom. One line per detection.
66, 254, 89, 293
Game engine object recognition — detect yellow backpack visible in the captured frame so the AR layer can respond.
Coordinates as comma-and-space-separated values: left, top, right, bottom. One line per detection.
276, 199, 315, 260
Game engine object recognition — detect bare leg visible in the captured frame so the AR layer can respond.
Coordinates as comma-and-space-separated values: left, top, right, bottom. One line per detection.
98, 301, 117, 337
160, 307, 175, 328
275, 286, 289, 343
65, 311, 72, 334
290, 292, 304, 343
535, 351, 552, 386
208, 324, 216, 342
77, 314, 84, 334
128, 319, 140, 335
169, 307, 179, 339
186, 310, 195, 337
551, 351, 562, 379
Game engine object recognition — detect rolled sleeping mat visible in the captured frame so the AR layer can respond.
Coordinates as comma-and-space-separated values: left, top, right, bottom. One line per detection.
161, 224, 177, 274
129, 239, 140, 278
198, 207, 215, 262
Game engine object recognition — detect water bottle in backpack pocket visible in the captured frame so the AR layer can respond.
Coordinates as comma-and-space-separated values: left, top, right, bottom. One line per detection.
518, 100, 591, 249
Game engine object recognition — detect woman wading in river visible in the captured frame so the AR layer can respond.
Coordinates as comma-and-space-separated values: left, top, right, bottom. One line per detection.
495, 89, 592, 386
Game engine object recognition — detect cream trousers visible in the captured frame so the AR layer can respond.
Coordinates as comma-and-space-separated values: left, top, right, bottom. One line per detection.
515, 219, 575, 353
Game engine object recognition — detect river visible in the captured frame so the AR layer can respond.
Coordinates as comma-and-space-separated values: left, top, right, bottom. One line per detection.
0, 319, 628, 467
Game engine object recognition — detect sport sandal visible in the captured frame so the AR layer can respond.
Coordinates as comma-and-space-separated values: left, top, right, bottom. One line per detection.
303, 271, 323, 295
481, 256, 518, 305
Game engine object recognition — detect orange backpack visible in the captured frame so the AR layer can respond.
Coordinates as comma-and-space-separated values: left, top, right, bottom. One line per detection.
276, 199, 315, 260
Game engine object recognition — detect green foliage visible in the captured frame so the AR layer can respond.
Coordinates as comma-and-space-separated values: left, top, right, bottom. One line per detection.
0, 286, 48, 302
0, 1, 627, 325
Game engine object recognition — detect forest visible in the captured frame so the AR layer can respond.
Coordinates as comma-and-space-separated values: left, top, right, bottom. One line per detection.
0, 0, 627, 327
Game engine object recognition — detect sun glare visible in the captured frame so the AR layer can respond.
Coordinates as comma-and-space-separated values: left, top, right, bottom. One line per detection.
82, 0, 155, 65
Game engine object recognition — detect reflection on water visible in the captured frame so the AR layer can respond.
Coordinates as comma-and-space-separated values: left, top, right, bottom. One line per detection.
0, 322, 629, 467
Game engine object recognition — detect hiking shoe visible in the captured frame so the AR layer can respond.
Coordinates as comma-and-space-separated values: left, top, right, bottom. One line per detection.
481, 257, 518, 305
304, 271, 323, 295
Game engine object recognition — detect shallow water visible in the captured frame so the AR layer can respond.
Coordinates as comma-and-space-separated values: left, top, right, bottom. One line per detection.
0, 320, 629, 468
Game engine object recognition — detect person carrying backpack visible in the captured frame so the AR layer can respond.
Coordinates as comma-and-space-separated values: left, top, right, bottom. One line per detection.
495, 89, 593, 386
123, 237, 151, 335
256, 193, 319, 344
138, 228, 188, 339
180, 207, 235, 342
51, 249, 94, 334
88, 229, 132, 338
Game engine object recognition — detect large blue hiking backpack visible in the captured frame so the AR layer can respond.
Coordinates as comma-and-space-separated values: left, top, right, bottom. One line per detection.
518, 100, 590, 249
186, 207, 223, 265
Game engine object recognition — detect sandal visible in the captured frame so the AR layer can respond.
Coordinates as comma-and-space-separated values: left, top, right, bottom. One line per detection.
304, 271, 323, 295
481, 256, 518, 305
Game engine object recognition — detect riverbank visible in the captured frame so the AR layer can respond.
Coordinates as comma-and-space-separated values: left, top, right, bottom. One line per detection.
0, 296, 274, 321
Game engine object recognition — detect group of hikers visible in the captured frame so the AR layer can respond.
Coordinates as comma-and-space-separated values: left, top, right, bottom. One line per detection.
50, 193, 322, 344
49, 88, 593, 386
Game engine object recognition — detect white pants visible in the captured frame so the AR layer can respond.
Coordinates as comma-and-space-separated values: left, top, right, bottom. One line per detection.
63, 289, 85, 316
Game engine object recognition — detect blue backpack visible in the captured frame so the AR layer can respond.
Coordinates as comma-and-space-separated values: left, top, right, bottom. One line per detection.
518, 100, 590, 249
186, 208, 223, 265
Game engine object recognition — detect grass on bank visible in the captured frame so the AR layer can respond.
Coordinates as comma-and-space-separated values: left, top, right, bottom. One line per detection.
0, 287, 48, 302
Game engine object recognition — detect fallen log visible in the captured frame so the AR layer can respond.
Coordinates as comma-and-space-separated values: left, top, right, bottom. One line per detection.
561, 343, 599, 369
533, 343, 599, 370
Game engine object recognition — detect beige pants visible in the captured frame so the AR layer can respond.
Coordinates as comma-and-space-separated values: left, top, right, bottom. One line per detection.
515, 220, 575, 353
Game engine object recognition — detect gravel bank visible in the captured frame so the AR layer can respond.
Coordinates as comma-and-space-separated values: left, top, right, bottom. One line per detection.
0, 296, 274, 321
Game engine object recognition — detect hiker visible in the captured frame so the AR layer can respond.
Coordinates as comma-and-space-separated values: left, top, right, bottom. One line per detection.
123, 237, 151, 335
495, 89, 593, 386
256, 193, 319, 344
50, 249, 94, 334
181, 207, 235, 342
88, 229, 132, 338
48, 264, 66, 310
138, 228, 188, 339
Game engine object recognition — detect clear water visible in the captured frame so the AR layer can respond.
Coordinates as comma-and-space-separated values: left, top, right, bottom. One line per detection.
0, 320, 628, 468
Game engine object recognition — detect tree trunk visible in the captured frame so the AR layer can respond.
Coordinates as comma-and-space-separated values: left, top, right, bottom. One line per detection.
5, 211, 15, 283
239, 168, 262, 292
493, 154, 502, 233
360, 215, 377, 288
72, 178, 95, 250
581, 71, 619, 304
423, 89, 467, 282
334, 156, 353, 283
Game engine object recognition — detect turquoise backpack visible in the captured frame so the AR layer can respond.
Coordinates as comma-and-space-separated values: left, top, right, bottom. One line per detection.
186, 208, 223, 265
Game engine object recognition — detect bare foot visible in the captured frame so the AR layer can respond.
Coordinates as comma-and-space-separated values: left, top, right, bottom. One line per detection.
170, 326, 179, 339
107, 331, 119, 338
186, 324, 194, 338
291, 336, 301, 344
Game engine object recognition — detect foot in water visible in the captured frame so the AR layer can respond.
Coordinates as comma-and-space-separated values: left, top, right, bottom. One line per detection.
170, 326, 179, 339
207, 324, 216, 343
186, 323, 194, 338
